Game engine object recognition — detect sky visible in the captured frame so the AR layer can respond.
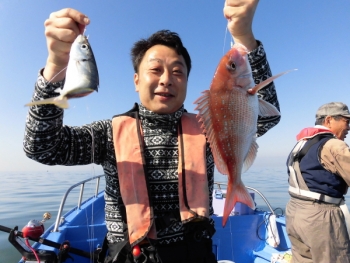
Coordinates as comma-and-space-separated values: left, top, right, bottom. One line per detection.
0, 0, 350, 173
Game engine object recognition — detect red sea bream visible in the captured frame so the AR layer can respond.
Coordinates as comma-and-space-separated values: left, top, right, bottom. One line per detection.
194, 43, 292, 226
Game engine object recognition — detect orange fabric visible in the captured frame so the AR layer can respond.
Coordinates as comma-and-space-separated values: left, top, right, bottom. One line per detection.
112, 116, 156, 246
178, 113, 210, 220
112, 112, 209, 246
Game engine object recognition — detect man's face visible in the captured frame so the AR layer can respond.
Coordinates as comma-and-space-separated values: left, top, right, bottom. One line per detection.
134, 45, 188, 114
327, 116, 350, 140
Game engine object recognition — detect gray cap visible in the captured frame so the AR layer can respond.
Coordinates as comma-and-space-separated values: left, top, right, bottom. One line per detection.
316, 102, 350, 119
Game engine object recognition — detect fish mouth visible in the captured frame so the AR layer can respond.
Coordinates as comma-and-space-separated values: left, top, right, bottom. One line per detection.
76, 34, 87, 43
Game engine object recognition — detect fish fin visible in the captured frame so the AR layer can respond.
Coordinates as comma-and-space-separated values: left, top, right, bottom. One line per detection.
53, 96, 69, 109
25, 96, 69, 109
194, 90, 229, 175
242, 138, 258, 173
249, 69, 297, 95
258, 98, 280, 117
54, 87, 62, 94
222, 181, 255, 227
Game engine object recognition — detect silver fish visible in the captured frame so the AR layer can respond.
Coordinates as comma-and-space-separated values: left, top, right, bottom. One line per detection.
25, 34, 99, 109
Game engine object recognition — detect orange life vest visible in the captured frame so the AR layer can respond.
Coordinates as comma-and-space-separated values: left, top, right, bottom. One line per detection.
112, 112, 209, 246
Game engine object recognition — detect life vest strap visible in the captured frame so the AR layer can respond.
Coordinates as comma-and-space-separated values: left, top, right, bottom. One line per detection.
288, 186, 343, 205
340, 201, 350, 238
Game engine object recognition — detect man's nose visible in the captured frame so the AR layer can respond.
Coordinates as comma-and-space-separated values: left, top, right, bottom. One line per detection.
159, 70, 172, 86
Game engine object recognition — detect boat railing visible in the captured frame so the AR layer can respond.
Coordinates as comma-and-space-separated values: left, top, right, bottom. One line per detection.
53, 174, 104, 232
214, 181, 275, 215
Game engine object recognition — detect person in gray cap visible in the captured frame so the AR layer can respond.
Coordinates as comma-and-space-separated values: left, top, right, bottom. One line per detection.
285, 102, 350, 263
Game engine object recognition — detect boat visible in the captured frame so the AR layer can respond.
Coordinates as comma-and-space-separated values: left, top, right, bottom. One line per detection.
1, 174, 292, 263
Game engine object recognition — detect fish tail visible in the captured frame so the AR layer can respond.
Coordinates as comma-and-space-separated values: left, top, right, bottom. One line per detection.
222, 182, 255, 227
25, 96, 69, 109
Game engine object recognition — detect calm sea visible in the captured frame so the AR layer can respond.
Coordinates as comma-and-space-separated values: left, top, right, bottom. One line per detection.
2, 167, 350, 262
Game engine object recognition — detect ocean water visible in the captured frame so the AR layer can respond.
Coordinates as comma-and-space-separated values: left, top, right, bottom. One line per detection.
1, 167, 350, 262
0, 170, 106, 263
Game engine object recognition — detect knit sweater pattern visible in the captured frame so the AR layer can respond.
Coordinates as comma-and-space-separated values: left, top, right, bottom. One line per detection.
23, 41, 279, 245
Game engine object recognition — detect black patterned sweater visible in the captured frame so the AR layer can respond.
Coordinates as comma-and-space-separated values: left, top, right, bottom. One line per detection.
23, 41, 280, 245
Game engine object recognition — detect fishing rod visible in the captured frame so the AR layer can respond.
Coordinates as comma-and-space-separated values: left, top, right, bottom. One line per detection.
0, 224, 99, 261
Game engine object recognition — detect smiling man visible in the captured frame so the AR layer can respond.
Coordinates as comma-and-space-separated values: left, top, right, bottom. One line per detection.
286, 102, 350, 263
23, 1, 281, 262
133, 43, 188, 114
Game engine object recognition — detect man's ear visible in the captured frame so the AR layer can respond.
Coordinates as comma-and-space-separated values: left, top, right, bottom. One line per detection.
324, 116, 332, 127
134, 73, 139, 92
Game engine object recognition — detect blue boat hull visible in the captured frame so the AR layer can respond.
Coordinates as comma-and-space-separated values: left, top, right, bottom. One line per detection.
21, 195, 290, 262
11, 176, 291, 263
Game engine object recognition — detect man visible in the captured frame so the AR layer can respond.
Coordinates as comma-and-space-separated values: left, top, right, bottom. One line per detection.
286, 102, 350, 263
24, 1, 280, 262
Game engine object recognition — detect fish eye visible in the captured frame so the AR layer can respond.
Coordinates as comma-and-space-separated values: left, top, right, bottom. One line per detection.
229, 62, 236, 71
226, 61, 236, 71
81, 44, 89, 50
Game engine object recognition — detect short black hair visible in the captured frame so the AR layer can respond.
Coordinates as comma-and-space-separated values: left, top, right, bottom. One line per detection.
131, 30, 191, 77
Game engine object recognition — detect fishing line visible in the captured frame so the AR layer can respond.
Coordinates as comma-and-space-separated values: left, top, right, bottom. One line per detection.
86, 103, 97, 263
38, 66, 77, 118
223, 23, 234, 55
223, 26, 229, 55
86, 103, 97, 176
47, 67, 68, 84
